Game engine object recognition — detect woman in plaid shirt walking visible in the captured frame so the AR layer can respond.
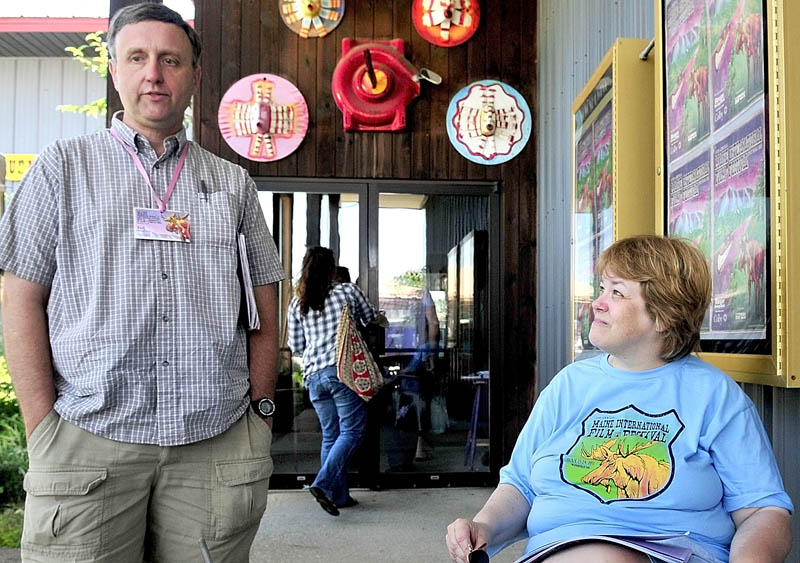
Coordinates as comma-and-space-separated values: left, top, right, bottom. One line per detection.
288, 247, 379, 516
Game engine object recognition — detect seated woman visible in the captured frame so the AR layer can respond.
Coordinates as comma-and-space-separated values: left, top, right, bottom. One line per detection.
446, 235, 793, 563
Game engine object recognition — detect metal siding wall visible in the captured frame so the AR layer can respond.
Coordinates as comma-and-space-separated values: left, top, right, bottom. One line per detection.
13, 60, 39, 153
61, 57, 90, 137
85, 64, 107, 124
773, 387, 800, 562
0, 59, 14, 151
0, 58, 105, 156
536, 1, 654, 388
39, 59, 64, 148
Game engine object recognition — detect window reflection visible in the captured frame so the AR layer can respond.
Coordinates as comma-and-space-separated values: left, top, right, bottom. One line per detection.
378, 194, 490, 474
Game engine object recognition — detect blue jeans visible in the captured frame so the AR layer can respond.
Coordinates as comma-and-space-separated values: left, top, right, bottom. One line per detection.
306, 366, 367, 506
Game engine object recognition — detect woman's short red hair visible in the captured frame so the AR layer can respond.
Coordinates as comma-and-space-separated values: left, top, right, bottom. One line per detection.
596, 235, 712, 362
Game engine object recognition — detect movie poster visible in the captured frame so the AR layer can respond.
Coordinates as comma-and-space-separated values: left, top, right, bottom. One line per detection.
574, 128, 596, 355
664, 0, 769, 349
665, 0, 711, 160
708, 0, 764, 131
668, 150, 713, 332
593, 103, 614, 256
710, 109, 766, 336
572, 71, 613, 358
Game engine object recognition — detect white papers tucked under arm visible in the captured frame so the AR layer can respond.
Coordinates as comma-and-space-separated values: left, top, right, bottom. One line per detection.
238, 233, 260, 331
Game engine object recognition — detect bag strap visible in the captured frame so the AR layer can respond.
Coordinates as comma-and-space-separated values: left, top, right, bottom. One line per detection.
341, 284, 360, 326
336, 300, 352, 361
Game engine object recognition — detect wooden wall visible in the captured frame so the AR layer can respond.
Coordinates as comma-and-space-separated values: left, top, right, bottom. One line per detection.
194, 0, 538, 460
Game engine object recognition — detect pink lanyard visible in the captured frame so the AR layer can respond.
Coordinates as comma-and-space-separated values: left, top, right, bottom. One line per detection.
109, 129, 190, 212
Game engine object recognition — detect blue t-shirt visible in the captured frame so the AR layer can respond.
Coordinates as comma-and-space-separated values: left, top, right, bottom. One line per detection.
499, 354, 793, 562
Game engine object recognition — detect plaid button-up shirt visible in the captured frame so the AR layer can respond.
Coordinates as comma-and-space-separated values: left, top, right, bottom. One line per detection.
288, 283, 377, 377
0, 117, 283, 446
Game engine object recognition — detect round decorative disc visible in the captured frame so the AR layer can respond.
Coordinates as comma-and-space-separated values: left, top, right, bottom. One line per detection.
280, 0, 345, 38
218, 73, 309, 162
412, 0, 480, 47
446, 80, 531, 165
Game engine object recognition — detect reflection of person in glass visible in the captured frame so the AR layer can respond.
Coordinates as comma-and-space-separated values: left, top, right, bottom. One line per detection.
446, 235, 792, 563
401, 284, 440, 461
287, 247, 378, 516
409, 285, 441, 373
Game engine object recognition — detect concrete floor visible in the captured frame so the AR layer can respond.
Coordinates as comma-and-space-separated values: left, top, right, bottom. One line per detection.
0, 487, 528, 563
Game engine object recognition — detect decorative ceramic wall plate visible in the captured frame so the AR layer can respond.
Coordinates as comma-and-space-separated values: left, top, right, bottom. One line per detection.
218, 74, 309, 162
412, 0, 479, 47
446, 80, 531, 165
280, 0, 345, 38
332, 38, 440, 131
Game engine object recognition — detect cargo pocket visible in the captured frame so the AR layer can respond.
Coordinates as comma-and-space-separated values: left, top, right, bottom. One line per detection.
22, 468, 107, 552
213, 457, 273, 540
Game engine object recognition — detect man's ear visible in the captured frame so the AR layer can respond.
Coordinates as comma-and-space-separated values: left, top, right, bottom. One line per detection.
108, 58, 119, 91
193, 65, 202, 93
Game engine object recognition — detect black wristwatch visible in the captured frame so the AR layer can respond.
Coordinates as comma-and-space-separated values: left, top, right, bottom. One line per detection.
251, 397, 276, 419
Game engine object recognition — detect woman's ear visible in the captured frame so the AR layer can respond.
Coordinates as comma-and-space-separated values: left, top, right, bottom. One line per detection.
655, 318, 667, 333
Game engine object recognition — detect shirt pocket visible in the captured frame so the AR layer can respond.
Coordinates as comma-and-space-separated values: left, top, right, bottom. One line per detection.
191, 191, 238, 248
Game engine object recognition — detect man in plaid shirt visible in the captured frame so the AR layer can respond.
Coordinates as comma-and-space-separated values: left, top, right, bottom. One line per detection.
0, 4, 282, 561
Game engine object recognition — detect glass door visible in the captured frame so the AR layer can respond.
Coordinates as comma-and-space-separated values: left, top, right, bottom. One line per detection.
256, 180, 369, 489
371, 189, 494, 487
256, 179, 499, 489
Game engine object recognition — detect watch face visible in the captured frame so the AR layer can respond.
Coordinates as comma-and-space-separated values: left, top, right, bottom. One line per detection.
257, 398, 275, 417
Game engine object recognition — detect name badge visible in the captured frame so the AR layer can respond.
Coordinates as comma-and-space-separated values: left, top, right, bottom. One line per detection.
134, 208, 191, 243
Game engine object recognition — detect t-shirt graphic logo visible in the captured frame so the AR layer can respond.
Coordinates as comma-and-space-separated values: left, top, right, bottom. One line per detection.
560, 405, 684, 503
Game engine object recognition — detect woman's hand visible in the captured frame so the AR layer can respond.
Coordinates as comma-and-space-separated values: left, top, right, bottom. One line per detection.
446, 518, 490, 563
445, 484, 530, 562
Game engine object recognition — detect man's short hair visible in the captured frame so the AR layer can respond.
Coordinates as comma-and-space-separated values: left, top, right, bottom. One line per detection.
108, 3, 202, 68
596, 235, 712, 363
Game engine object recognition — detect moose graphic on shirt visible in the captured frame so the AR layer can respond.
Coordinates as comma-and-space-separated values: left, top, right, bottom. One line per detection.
580, 438, 670, 499
561, 405, 684, 503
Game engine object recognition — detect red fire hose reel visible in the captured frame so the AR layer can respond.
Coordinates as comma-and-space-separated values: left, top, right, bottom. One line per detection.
332, 38, 441, 131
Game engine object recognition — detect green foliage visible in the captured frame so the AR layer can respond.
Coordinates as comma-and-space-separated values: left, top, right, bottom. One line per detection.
0, 356, 27, 508
65, 32, 108, 78
0, 505, 23, 547
57, 100, 108, 119
0, 355, 12, 399
291, 358, 305, 389
57, 32, 108, 119
393, 269, 425, 288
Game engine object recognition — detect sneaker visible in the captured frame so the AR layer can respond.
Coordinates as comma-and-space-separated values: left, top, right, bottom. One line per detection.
309, 486, 340, 516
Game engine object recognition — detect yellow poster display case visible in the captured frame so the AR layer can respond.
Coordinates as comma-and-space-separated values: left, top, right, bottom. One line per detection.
655, 0, 799, 386
571, 38, 656, 362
